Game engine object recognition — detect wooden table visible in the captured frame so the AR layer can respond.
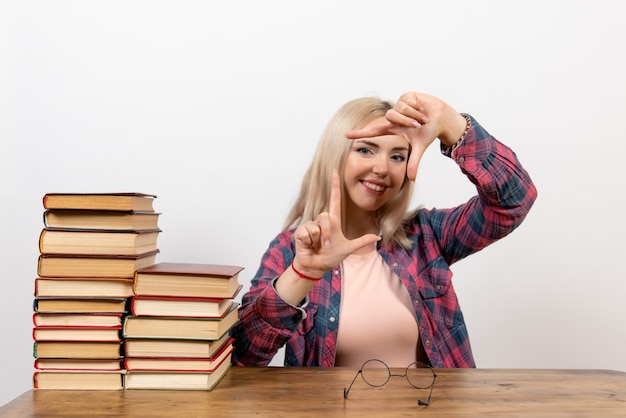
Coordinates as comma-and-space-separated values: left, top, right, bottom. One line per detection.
1, 367, 625, 417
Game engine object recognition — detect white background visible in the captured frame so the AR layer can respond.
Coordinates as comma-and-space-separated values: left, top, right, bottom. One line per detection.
2, 0, 625, 407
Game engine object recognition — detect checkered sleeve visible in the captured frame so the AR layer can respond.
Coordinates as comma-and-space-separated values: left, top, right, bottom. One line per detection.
433, 114, 538, 264
230, 230, 305, 366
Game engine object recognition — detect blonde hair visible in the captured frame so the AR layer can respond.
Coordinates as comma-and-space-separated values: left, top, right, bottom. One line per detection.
284, 97, 415, 250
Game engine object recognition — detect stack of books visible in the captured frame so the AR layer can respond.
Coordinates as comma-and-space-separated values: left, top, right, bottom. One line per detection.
123, 262, 243, 390
33, 192, 161, 390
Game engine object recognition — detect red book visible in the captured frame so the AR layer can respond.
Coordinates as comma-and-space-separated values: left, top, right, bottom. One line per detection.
34, 358, 123, 371
130, 291, 240, 318
124, 341, 234, 372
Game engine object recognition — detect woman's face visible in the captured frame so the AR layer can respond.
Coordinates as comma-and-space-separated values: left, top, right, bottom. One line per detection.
342, 116, 409, 215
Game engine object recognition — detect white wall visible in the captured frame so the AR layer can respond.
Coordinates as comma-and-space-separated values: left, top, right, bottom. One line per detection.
2, 0, 625, 407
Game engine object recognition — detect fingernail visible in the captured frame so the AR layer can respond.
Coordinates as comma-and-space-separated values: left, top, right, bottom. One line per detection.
324, 239, 331, 248
413, 121, 422, 128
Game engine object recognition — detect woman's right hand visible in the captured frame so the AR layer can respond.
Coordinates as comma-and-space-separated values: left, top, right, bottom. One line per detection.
275, 171, 379, 305
291, 171, 380, 279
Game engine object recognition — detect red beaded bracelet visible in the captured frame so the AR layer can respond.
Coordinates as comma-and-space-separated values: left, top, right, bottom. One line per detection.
291, 262, 323, 281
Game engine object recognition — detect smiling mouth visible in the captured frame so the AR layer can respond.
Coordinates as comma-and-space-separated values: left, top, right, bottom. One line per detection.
362, 181, 386, 192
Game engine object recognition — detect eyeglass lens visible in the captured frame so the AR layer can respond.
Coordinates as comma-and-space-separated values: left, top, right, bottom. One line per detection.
361, 359, 434, 389
344, 358, 436, 406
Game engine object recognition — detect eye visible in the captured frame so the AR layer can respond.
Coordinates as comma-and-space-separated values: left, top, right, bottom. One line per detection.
391, 153, 407, 162
356, 147, 373, 155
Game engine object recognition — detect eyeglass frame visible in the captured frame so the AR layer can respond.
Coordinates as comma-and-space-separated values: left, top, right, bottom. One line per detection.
343, 359, 437, 406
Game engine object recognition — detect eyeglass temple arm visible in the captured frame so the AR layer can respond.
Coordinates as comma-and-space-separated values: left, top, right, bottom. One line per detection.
417, 375, 436, 406
343, 369, 363, 399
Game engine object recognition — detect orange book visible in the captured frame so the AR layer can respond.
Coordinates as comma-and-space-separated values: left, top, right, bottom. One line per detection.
123, 305, 239, 340
124, 334, 232, 359
37, 250, 159, 278
39, 228, 160, 255
34, 370, 125, 390
33, 297, 128, 313
33, 325, 122, 342
124, 352, 232, 390
33, 312, 123, 327
43, 192, 156, 212
35, 277, 135, 298
133, 262, 243, 298
33, 341, 123, 359
43, 209, 160, 230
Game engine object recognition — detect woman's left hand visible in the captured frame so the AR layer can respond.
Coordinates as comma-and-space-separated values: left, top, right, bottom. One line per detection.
346, 92, 467, 181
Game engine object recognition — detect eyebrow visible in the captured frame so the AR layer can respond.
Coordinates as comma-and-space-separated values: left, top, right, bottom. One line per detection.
354, 139, 410, 153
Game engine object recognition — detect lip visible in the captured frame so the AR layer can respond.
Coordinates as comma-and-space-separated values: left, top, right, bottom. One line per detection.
360, 179, 388, 194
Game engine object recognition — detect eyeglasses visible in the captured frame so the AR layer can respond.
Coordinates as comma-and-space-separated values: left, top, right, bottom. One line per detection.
343, 359, 437, 406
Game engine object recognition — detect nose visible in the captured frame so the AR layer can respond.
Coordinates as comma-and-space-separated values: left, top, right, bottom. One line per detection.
372, 156, 388, 176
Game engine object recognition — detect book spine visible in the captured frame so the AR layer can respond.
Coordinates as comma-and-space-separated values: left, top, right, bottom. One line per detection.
38, 229, 45, 253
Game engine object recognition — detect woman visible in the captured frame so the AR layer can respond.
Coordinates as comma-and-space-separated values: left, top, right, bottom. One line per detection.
230, 91, 537, 368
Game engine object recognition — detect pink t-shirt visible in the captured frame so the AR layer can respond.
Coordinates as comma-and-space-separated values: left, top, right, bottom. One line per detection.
335, 244, 420, 368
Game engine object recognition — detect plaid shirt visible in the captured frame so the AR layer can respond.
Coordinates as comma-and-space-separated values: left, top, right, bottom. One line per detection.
231, 115, 537, 368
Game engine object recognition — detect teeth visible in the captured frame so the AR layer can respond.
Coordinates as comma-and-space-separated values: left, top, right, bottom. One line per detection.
363, 181, 385, 192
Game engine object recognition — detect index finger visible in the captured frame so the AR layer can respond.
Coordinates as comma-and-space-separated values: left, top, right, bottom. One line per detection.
328, 170, 341, 219
318, 171, 342, 249
345, 124, 392, 140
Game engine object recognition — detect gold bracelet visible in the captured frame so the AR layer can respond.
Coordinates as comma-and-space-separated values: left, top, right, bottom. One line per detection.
450, 114, 471, 152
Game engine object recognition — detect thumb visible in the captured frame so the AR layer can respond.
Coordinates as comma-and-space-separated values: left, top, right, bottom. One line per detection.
347, 233, 381, 254
406, 145, 426, 181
